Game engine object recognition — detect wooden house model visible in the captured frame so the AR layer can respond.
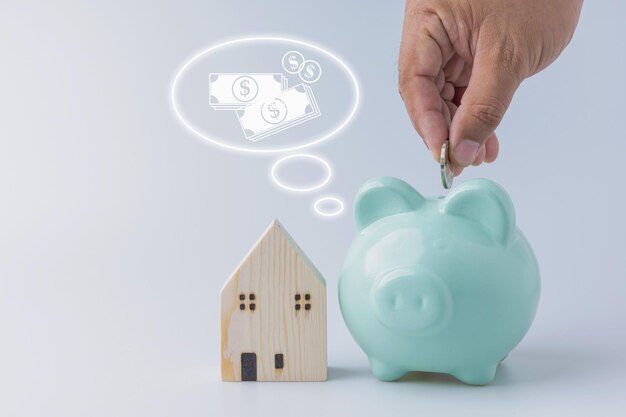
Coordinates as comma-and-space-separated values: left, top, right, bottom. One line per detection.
220, 219, 327, 382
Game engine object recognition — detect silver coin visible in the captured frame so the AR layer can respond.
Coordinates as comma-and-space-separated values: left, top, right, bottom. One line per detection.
440, 140, 453, 189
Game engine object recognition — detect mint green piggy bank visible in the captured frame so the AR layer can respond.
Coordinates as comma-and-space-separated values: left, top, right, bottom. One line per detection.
339, 177, 540, 385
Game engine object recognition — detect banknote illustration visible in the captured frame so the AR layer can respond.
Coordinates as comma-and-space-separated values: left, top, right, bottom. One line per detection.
236, 84, 320, 142
209, 51, 323, 142
209, 73, 287, 110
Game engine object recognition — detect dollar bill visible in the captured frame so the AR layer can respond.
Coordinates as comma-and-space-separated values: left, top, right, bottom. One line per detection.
236, 84, 321, 142
209, 73, 287, 109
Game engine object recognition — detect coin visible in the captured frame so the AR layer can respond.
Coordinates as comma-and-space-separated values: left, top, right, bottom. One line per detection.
299, 60, 322, 83
440, 140, 453, 189
282, 51, 305, 74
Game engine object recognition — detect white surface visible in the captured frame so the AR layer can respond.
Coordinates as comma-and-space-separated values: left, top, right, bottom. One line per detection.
1, 1, 625, 416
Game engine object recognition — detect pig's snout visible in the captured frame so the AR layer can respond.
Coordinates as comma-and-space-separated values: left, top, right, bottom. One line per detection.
371, 267, 452, 331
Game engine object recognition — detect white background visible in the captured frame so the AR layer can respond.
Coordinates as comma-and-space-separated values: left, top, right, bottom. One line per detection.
1, 1, 625, 416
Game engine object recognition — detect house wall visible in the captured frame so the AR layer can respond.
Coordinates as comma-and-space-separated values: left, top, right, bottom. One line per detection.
220, 223, 327, 381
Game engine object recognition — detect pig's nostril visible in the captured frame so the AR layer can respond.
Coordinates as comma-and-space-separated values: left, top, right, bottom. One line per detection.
391, 295, 425, 310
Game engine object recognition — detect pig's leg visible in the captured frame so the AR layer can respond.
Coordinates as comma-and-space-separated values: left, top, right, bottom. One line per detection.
452, 363, 498, 385
368, 357, 407, 381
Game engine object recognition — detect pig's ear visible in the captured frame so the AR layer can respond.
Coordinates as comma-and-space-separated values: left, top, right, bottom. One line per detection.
442, 179, 516, 244
355, 177, 424, 232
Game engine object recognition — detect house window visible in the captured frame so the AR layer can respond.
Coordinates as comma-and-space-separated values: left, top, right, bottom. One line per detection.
275, 353, 284, 369
294, 293, 311, 312
238, 292, 257, 311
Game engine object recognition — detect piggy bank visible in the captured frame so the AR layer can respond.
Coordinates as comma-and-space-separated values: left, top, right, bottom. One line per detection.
339, 177, 540, 385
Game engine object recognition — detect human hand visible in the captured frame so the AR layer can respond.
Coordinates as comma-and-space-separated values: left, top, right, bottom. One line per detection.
399, 0, 583, 174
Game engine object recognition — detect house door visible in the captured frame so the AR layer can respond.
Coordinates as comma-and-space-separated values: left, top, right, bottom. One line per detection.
241, 352, 257, 381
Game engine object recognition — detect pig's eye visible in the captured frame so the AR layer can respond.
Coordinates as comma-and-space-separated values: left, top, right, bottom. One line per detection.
433, 238, 447, 250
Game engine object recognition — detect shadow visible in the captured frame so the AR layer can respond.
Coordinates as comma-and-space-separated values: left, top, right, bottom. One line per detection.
490, 347, 603, 386
395, 347, 603, 387
397, 371, 466, 386
329, 346, 609, 386
327, 366, 372, 381
329, 366, 490, 386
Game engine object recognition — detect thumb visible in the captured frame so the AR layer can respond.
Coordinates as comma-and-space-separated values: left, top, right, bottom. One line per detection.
449, 50, 522, 168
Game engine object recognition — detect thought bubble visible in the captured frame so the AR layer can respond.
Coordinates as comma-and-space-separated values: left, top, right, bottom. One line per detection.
313, 197, 345, 218
170, 36, 360, 220
270, 154, 332, 193
171, 36, 360, 154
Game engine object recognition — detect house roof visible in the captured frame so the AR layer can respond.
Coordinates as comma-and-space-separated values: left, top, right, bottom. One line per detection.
221, 218, 325, 293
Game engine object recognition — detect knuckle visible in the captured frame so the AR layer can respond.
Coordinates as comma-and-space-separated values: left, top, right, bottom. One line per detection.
469, 98, 506, 128
410, 5, 449, 36
410, 6, 439, 24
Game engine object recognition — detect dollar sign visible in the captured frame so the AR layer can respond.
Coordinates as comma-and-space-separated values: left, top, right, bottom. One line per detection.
268, 102, 280, 119
239, 79, 250, 97
288, 55, 299, 71
305, 64, 315, 79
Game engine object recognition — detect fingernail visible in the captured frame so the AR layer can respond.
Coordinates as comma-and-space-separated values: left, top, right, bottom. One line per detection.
454, 140, 480, 167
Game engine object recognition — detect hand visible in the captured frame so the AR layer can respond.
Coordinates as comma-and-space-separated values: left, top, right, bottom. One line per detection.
399, 0, 583, 174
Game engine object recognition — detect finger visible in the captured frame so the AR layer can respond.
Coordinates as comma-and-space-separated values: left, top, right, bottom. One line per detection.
472, 145, 486, 166
484, 133, 500, 163
435, 70, 445, 92
400, 75, 448, 158
447, 101, 464, 177
442, 100, 451, 125
441, 82, 455, 102
443, 54, 467, 82
444, 100, 457, 124
399, 9, 455, 160
452, 86, 466, 107
449, 46, 522, 168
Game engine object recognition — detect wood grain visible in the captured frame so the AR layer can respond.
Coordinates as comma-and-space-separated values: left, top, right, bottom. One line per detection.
220, 219, 327, 382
